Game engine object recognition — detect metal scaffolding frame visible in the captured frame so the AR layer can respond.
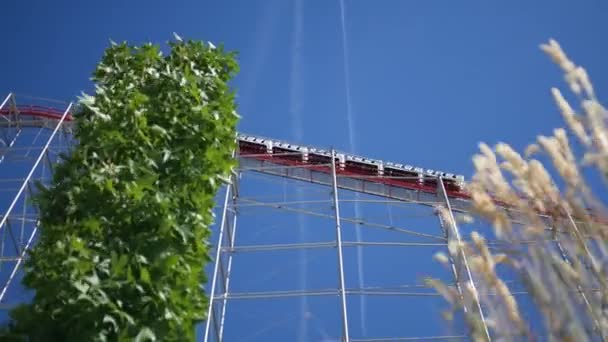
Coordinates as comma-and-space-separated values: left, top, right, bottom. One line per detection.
202, 155, 486, 341
204, 173, 239, 342
2, 93, 603, 341
206, 153, 599, 341
0, 93, 73, 310
437, 177, 490, 341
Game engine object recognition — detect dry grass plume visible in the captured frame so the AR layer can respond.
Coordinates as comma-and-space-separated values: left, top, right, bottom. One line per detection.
429, 40, 608, 341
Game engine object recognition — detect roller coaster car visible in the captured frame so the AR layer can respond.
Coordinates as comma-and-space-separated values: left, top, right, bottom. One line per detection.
442, 174, 462, 192
453, 175, 466, 192
422, 170, 466, 192
345, 156, 383, 176
308, 149, 345, 169
238, 136, 272, 156
424, 171, 464, 192
384, 163, 420, 185
423, 170, 440, 188
272, 142, 308, 162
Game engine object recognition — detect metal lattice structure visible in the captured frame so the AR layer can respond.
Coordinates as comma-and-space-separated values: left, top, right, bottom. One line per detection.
202, 139, 488, 341
0, 93, 600, 341
0, 93, 73, 316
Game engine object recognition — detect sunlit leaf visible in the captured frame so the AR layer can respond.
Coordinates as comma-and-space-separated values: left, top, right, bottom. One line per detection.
134, 327, 156, 342
140, 267, 151, 284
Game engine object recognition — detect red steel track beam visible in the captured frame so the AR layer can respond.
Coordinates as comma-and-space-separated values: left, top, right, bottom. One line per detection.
0, 105, 74, 121
3, 105, 605, 226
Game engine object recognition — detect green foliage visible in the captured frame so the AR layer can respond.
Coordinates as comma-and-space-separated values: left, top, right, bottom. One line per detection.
4, 36, 239, 341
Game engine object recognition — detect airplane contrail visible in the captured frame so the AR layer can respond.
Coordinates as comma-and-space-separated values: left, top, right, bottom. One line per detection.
238, 2, 279, 112
290, 1, 308, 341
338, 0, 367, 336
290, 0, 304, 142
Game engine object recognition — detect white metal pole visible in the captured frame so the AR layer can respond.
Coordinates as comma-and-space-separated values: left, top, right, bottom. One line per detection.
438, 177, 491, 341
0, 93, 12, 111
0, 94, 21, 166
219, 180, 239, 339
204, 182, 232, 342
562, 212, 605, 339
330, 149, 350, 342
436, 212, 468, 314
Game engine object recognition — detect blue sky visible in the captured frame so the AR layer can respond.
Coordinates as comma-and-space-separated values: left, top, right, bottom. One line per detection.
3, 0, 607, 177
2, 0, 608, 340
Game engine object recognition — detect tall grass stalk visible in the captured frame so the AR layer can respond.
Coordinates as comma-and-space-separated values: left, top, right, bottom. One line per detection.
430, 40, 608, 341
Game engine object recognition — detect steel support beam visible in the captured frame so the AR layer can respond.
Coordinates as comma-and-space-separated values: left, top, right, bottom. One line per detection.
0, 94, 22, 165
436, 211, 468, 317
437, 177, 491, 341
204, 181, 233, 342
331, 149, 350, 342
554, 238, 603, 339
238, 156, 585, 230
219, 179, 239, 340
0, 102, 72, 302
562, 211, 606, 340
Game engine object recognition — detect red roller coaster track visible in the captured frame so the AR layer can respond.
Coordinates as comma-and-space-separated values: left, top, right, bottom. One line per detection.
1, 104, 604, 226
0, 105, 471, 199
0, 105, 74, 122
